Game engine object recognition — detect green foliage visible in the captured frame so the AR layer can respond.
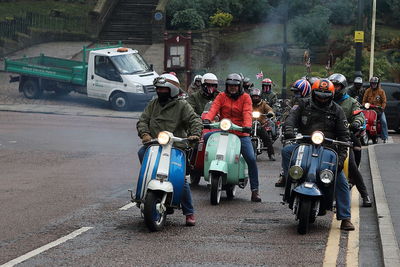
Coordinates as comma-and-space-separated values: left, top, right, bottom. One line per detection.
291, 5, 332, 48
326, 1, 355, 25
332, 48, 392, 81
210, 11, 233, 28
171, 9, 205, 30
0, 0, 95, 20
166, 0, 271, 29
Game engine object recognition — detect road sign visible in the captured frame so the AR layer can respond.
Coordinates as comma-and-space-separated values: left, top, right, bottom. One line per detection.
355, 31, 364, 43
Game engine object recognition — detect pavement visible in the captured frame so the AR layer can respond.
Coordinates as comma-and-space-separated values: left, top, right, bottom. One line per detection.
1, 41, 400, 265
369, 141, 400, 266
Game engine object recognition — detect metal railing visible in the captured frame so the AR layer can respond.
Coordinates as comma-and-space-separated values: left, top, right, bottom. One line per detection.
0, 12, 89, 40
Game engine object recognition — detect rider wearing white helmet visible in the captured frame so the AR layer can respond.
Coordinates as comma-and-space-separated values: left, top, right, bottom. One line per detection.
187, 73, 219, 116
137, 73, 203, 226
187, 74, 203, 95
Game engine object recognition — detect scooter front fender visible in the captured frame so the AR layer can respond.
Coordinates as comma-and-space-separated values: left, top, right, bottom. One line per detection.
209, 160, 228, 175
293, 182, 322, 197
147, 180, 173, 193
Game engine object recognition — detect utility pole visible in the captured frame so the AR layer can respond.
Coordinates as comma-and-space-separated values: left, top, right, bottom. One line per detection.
354, 0, 364, 79
369, 0, 376, 79
281, 0, 288, 99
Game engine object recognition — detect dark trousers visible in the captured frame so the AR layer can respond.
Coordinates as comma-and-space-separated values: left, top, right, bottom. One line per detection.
258, 126, 275, 156
348, 148, 369, 198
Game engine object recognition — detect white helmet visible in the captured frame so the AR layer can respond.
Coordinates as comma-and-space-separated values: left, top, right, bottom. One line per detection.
153, 73, 181, 98
201, 73, 218, 85
194, 75, 203, 83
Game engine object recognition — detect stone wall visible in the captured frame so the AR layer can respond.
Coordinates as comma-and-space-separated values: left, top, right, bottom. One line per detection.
190, 29, 221, 72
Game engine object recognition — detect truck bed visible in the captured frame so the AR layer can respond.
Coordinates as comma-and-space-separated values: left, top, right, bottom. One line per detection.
5, 55, 87, 86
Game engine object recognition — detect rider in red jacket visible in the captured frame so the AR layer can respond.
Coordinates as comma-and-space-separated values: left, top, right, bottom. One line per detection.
204, 73, 261, 202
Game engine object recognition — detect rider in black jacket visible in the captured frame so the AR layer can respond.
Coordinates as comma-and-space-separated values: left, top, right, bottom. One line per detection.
281, 78, 355, 231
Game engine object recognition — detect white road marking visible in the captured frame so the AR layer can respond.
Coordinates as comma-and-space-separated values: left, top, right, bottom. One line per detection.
1, 227, 93, 267
8, 141, 16, 143
119, 202, 136, 210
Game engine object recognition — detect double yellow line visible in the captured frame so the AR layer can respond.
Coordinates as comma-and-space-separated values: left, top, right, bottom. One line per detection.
323, 189, 360, 266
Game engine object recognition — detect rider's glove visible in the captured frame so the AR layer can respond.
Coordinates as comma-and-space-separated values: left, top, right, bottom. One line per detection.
267, 112, 274, 118
187, 135, 200, 142
284, 128, 295, 140
350, 121, 361, 131
141, 133, 152, 144
203, 119, 211, 124
242, 127, 252, 133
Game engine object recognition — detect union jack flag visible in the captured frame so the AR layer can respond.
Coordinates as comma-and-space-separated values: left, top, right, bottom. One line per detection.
256, 71, 263, 80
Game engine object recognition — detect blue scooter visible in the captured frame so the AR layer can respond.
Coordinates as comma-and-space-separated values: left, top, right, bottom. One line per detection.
283, 131, 351, 234
132, 131, 188, 231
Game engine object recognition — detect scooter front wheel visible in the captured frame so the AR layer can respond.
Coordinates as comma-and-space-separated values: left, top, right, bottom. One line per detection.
210, 173, 222, 205
297, 198, 311, 235
143, 191, 166, 232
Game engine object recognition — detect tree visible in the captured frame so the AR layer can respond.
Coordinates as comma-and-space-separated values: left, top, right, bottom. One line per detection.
332, 48, 392, 81
291, 5, 332, 48
171, 9, 205, 30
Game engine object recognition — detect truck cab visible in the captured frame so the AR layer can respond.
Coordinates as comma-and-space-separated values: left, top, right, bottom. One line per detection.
87, 47, 158, 111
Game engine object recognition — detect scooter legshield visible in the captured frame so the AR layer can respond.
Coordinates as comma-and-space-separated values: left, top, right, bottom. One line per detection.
204, 132, 248, 184
289, 144, 338, 180
135, 145, 186, 206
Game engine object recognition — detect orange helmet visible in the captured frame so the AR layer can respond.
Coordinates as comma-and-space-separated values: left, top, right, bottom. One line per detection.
311, 79, 334, 93
311, 79, 335, 106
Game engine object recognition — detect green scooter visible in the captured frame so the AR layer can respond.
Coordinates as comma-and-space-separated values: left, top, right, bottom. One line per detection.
203, 119, 249, 205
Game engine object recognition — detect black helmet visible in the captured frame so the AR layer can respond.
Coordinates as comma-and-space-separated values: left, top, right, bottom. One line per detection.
225, 73, 243, 99
328, 73, 348, 100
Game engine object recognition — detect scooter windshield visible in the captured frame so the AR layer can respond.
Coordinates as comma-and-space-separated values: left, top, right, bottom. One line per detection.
111, 53, 151, 74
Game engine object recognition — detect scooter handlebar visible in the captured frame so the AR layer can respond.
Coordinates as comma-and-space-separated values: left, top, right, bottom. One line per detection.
284, 134, 353, 147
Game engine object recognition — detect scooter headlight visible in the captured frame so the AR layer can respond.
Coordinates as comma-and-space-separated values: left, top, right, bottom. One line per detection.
220, 119, 232, 131
311, 131, 324, 145
320, 169, 334, 184
364, 103, 370, 109
252, 111, 261, 118
157, 131, 171, 145
289, 165, 303, 180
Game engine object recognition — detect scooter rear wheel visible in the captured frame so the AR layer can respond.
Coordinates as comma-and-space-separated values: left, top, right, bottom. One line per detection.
210, 173, 222, 205
297, 198, 312, 235
143, 191, 166, 232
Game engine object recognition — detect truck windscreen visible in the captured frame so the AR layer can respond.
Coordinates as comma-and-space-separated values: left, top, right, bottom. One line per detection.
111, 53, 151, 74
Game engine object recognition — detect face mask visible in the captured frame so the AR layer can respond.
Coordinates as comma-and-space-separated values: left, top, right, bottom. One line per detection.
157, 92, 170, 103
252, 97, 261, 104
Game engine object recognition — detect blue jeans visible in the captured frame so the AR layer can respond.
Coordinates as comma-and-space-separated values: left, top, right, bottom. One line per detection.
378, 112, 389, 140
138, 145, 194, 215
281, 144, 351, 220
203, 132, 259, 191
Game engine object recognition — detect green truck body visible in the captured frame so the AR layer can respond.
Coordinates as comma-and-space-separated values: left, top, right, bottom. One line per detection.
5, 54, 87, 86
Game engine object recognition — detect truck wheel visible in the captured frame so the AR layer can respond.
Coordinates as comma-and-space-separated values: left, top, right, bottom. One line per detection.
22, 79, 42, 99
111, 92, 129, 111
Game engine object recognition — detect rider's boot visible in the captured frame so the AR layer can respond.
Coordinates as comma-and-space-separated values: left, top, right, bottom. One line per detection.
275, 173, 286, 187
362, 195, 372, 207
251, 190, 262, 202
340, 219, 355, 231
186, 214, 196, 226
269, 154, 276, 161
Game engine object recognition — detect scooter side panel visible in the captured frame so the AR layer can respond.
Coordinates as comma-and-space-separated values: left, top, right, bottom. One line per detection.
168, 148, 186, 206
135, 145, 162, 201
